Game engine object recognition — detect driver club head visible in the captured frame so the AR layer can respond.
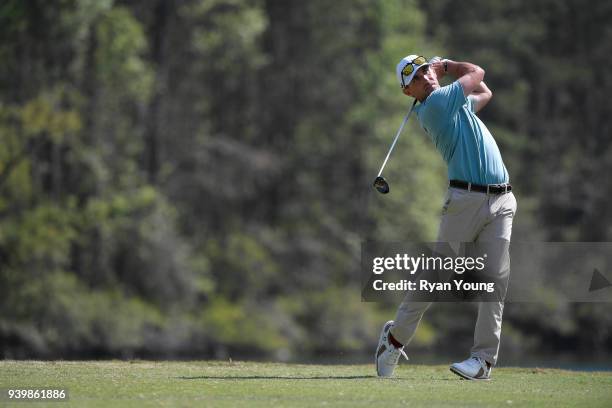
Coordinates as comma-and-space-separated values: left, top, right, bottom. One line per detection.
373, 176, 390, 194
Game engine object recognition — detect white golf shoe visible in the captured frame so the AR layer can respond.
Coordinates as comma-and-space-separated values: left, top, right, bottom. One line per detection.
450, 356, 492, 380
375, 320, 408, 377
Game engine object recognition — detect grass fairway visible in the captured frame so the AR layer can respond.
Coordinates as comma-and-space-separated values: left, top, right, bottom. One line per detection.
1, 361, 611, 407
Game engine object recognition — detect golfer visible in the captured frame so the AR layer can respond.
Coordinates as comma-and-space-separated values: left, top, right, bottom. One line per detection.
375, 55, 517, 380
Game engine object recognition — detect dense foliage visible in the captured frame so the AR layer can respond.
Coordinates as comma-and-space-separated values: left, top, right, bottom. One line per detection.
1, 0, 610, 360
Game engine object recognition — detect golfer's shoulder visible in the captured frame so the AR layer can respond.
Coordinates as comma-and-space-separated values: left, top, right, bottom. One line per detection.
422, 84, 455, 110
434, 81, 463, 101
423, 82, 464, 115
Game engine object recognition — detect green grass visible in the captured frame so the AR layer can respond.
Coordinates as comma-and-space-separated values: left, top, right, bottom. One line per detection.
0, 361, 611, 407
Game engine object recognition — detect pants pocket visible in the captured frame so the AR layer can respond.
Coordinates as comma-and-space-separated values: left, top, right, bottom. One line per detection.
443, 188, 474, 216
441, 190, 452, 215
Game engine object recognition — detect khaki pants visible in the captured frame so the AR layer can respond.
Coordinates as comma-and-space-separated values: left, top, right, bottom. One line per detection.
390, 187, 517, 365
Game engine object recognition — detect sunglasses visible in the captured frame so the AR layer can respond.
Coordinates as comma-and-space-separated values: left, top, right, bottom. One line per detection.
401, 56, 427, 88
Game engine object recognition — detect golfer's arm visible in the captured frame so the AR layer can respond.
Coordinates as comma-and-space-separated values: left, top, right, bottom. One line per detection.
470, 81, 492, 113
444, 60, 485, 98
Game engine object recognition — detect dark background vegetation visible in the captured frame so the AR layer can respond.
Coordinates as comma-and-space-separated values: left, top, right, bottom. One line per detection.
1, 0, 611, 364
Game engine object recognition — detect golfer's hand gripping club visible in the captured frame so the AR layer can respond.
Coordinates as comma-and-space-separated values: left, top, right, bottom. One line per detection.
373, 99, 418, 194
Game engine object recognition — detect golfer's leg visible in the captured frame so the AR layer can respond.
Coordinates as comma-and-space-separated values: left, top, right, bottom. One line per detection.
391, 300, 431, 346
471, 301, 505, 365
471, 193, 517, 365
390, 188, 485, 346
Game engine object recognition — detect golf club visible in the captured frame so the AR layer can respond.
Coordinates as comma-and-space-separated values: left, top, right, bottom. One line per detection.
373, 98, 418, 194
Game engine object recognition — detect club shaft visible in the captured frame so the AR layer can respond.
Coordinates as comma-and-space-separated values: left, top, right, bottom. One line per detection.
376, 100, 417, 177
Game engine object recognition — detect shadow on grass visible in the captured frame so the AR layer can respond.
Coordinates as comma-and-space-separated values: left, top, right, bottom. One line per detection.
178, 375, 459, 381
177, 375, 379, 380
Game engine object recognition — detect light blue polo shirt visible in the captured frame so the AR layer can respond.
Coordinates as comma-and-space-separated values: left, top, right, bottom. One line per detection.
414, 81, 509, 185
